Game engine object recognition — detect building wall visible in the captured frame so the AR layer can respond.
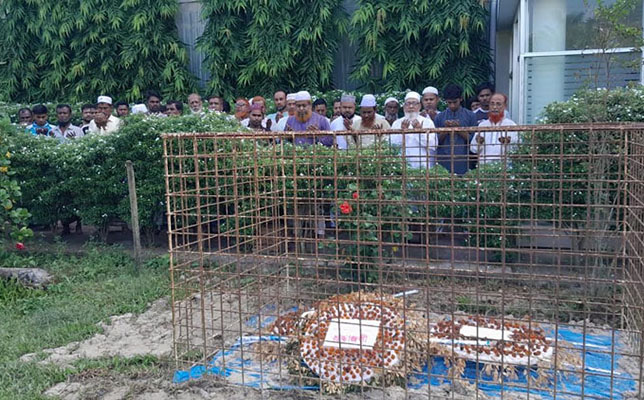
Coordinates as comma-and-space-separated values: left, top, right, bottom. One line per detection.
495, 30, 512, 103
176, 0, 210, 86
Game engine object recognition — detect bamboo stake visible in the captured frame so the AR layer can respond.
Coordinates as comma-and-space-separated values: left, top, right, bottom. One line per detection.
126, 160, 142, 270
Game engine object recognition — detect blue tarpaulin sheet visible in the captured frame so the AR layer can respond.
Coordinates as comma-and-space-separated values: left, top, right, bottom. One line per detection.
173, 310, 637, 399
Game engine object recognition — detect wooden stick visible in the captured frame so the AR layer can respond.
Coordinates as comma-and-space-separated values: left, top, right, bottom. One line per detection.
126, 160, 142, 270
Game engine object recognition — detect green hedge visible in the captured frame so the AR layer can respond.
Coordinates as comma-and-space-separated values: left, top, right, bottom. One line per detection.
3, 114, 241, 241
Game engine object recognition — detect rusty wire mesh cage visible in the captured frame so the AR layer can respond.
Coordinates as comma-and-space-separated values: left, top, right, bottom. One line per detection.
164, 124, 644, 399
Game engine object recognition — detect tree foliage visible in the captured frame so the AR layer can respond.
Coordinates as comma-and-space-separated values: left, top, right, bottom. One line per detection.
349, 0, 491, 96
0, 0, 196, 103
198, 0, 348, 98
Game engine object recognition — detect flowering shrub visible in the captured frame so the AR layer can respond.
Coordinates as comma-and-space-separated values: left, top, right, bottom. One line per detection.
0, 119, 33, 245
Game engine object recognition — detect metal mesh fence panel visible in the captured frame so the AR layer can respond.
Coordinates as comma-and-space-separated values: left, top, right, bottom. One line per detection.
164, 124, 644, 399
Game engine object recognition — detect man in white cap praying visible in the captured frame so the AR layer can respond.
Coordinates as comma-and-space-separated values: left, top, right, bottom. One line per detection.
387, 91, 437, 169
330, 94, 361, 149
284, 91, 333, 146
272, 93, 298, 131
421, 86, 440, 122
284, 91, 333, 238
384, 97, 399, 127
88, 95, 121, 135
350, 94, 391, 148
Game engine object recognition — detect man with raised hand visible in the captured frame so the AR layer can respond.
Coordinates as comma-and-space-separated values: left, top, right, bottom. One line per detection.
471, 93, 519, 166
284, 91, 333, 238
351, 94, 391, 148
284, 91, 332, 146
384, 97, 400, 127
421, 86, 440, 122
272, 93, 298, 132
434, 84, 478, 175
387, 91, 437, 169
51, 104, 84, 143
330, 94, 361, 150
88, 96, 121, 135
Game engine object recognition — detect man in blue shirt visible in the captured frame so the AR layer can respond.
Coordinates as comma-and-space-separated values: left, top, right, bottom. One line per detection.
434, 84, 478, 175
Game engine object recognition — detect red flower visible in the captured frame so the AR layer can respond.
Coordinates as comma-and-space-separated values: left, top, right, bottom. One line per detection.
352, 192, 359, 200
15, 242, 25, 251
339, 201, 353, 215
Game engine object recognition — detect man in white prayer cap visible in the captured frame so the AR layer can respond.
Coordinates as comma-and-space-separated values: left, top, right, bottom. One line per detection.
421, 86, 440, 122
349, 94, 391, 148
386, 91, 437, 169
272, 93, 298, 131
283, 91, 333, 238
384, 97, 399, 127
330, 94, 361, 149
88, 95, 122, 135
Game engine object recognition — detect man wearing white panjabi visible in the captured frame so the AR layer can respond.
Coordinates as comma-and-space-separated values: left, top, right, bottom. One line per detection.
387, 91, 437, 169
330, 94, 361, 149
272, 93, 298, 132
470, 93, 519, 166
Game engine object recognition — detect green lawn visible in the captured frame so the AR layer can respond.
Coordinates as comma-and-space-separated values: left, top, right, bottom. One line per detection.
0, 245, 170, 399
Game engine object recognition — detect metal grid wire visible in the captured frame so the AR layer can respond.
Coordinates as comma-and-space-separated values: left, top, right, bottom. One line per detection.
163, 124, 644, 399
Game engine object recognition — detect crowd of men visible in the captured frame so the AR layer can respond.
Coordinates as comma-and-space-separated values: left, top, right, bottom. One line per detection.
17, 82, 518, 176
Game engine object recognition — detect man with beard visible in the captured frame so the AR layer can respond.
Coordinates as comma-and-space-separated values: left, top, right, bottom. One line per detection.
420, 86, 440, 122
267, 90, 287, 125
384, 97, 399, 127
474, 82, 494, 123
188, 93, 204, 115
330, 94, 361, 149
285, 91, 332, 238
387, 91, 437, 169
434, 84, 477, 175
272, 93, 297, 131
51, 104, 84, 142
471, 93, 518, 166
145, 90, 165, 116
351, 94, 390, 148
284, 91, 332, 146
234, 98, 250, 122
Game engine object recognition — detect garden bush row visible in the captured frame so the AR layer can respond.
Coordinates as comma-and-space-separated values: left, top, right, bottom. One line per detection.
1, 87, 635, 252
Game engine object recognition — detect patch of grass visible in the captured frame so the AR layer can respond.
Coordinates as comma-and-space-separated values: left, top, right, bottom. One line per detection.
0, 245, 170, 399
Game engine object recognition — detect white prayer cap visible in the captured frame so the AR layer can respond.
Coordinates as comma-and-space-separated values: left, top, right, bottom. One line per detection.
97, 95, 113, 105
404, 91, 421, 102
340, 94, 356, 103
294, 91, 311, 101
360, 94, 377, 108
422, 86, 439, 96
132, 104, 148, 114
384, 97, 399, 105
286, 93, 297, 101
